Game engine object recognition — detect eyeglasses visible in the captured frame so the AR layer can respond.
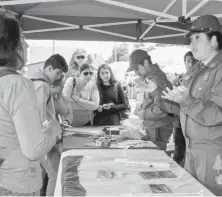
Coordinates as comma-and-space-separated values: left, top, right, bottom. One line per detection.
76, 55, 85, 59
83, 72, 94, 76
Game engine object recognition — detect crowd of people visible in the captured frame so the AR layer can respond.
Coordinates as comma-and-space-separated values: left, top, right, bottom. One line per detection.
0, 12, 222, 196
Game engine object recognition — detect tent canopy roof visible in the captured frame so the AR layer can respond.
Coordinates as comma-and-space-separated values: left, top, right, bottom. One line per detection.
1, 0, 222, 44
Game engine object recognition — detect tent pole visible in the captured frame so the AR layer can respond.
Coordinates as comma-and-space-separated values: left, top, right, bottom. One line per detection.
52, 40, 55, 55
155, 24, 188, 33
115, 43, 117, 62
0, 0, 68, 5
86, 21, 138, 28
84, 27, 137, 40
93, 0, 178, 20
185, 0, 209, 19
24, 26, 79, 34
143, 33, 185, 40
140, 0, 177, 40
182, 0, 187, 16
23, 15, 78, 27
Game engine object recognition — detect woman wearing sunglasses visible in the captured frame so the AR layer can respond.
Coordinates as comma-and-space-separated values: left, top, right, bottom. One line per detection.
63, 63, 99, 126
94, 64, 127, 125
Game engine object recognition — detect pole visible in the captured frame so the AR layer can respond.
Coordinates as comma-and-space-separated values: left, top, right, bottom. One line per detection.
52, 40, 55, 54
131, 73, 134, 99
114, 42, 117, 62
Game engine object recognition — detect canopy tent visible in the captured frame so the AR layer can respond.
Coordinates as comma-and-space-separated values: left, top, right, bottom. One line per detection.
1, 0, 222, 44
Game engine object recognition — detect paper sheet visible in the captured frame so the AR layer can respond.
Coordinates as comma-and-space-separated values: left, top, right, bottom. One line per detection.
54, 149, 214, 196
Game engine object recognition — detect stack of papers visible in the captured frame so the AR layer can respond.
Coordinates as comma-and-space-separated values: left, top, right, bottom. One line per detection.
110, 140, 157, 148
63, 126, 104, 137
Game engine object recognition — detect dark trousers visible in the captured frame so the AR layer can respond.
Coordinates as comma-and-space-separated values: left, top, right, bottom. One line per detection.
40, 164, 48, 196
173, 127, 186, 165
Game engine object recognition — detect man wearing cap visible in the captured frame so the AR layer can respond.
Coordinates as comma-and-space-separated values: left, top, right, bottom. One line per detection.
162, 15, 222, 195
127, 49, 164, 80
128, 49, 180, 150
67, 48, 87, 78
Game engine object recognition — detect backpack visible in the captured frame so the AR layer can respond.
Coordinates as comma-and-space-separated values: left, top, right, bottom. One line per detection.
30, 78, 51, 105
0, 68, 20, 167
113, 82, 131, 121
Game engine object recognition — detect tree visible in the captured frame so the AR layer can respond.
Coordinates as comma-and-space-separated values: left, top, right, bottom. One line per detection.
107, 43, 129, 63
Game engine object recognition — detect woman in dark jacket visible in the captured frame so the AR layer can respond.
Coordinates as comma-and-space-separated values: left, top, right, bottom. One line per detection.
94, 64, 127, 125
162, 15, 222, 196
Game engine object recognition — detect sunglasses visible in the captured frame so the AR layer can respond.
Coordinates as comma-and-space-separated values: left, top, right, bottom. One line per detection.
83, 72, 94, 76
76, 55, 85, 59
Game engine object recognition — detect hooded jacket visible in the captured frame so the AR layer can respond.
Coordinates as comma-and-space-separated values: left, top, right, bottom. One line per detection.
27, 71, 55, 123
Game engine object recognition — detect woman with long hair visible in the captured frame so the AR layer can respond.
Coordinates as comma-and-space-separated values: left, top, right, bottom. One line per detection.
0, 13, 61, 196
94, 64, 127, 125
63, 63, 99, 126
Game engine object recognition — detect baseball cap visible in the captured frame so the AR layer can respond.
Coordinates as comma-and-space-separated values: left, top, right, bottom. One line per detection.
127, 49, 150, 72
73, 48, 87, 57
185, 15, 222, 38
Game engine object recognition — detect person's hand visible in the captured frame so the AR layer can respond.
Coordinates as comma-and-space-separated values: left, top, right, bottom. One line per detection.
47, 119, 62, 136
162, 85, 188, 103
143, 78, 158, 93
42, 120, 49, 130
62, 120, 69, 125
135, 78, 157, 93
103, 104, 111, 110
97, 105, 103, 112
72, 95, 80, 102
